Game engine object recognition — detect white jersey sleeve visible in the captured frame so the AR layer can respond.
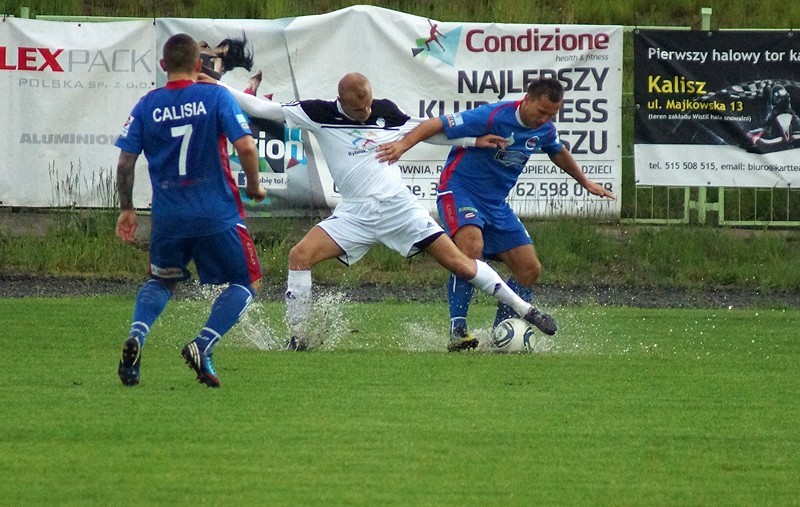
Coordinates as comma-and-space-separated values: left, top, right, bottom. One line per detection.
218, 81, 285, 122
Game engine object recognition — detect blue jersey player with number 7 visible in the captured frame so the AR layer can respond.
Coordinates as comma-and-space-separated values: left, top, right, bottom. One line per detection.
114, 33, 266, 387
377, 78, 615, 349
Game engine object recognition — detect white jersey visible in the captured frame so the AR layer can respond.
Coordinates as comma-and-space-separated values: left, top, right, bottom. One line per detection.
221, 83, 470, 202
221, 84, 476, 262
281, 99, 421, 201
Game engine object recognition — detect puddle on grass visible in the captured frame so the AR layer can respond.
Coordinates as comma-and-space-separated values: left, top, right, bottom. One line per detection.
148, 283, 785, 359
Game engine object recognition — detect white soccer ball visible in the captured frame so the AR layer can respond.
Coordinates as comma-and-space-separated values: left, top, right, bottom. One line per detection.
491, 318, 535, 353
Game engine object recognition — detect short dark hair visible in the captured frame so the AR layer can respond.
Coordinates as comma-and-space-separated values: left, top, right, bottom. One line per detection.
162, 33, 199, 74
527, 78, 564, 103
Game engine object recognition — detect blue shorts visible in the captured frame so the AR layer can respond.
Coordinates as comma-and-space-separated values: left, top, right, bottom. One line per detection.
437, 187, 531, 258
148, 223, 261, 286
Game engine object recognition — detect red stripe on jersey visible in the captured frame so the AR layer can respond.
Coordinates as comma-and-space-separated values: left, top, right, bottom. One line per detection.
488, 100, 521, 130
219, 135, 247, 218
438, 147, 467, 192
237, 224, 263, 284
439, 191, 460, 235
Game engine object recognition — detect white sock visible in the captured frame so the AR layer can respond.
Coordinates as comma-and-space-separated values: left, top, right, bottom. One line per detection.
285, 269, 312, 331
469, 260, 531, 317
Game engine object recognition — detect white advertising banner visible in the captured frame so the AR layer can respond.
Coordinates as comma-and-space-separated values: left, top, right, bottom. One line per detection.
0, 18, 155, 208
1, 8, 622, 218
281, 6, 622, 217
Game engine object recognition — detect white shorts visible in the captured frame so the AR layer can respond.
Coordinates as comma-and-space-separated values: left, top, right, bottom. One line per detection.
317, 191, 444, 266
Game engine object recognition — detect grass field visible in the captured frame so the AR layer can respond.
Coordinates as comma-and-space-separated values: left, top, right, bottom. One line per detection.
1, 294, 798, 505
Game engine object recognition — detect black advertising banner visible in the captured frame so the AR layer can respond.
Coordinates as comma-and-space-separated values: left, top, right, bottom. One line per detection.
634, 30, 800, 187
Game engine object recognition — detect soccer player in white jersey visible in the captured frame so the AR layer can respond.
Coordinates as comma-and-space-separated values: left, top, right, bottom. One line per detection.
204, 72, 557, 351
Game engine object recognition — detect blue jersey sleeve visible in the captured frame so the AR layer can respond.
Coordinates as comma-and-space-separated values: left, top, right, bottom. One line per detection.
115, 99, 145, 154
439, 104, 494, 138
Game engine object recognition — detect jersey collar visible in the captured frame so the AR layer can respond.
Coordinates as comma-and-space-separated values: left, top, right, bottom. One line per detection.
514, 100, 525, 127
336, 100, 363, 124
166, 79, 194, 90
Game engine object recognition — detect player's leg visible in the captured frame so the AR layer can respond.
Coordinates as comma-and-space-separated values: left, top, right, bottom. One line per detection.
118, 279, 174, 386
427, 228, 556, 336
424, 233, 541, 339
481, 206, 552, 333
493, 244, 539, 328
118, 234, 187, 386
495, 242, 556, 335
285, 222, 354, 350
130, 279, 175, 348
437, 189, 485, 347
448, 224, 484, 333
181, 224, 261, 387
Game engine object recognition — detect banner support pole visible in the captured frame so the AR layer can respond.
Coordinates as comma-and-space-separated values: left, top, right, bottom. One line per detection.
701, 8, 713, 31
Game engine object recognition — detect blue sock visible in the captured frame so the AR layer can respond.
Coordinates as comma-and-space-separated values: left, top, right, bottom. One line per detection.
193, 284, 254, 355
129, 279, 172, 348
493, 277, 532, 328
448, 273, 474, 335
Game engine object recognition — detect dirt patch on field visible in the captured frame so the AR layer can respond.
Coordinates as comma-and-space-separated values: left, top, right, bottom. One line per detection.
2, 274, 798, 308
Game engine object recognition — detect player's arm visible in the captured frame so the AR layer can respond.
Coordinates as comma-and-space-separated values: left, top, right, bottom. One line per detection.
549, 146, 616, 200
233, 134, 266, 202
425, 133, 507, 149
199, 74, 286, 122
115, 150, 139, 243
376, 116, 444, 164
378, 109, 504, 163
424, 132, 475, 146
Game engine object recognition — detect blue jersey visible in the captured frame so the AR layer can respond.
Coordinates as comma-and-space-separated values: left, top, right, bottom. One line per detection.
438, 101, 563, 206
116, 80, 253, 237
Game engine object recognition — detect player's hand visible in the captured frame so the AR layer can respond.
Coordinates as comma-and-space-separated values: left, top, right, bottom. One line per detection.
197, 73, 218, 84
376, 141, 408, 165
246, 184, 267, 202
585, 181, 616, 200
476, 134, 507, 149
116, 209, 138, 243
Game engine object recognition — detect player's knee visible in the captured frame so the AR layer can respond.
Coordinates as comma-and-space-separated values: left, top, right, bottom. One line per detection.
515, 261, 541, 286
288, 243, 310, 267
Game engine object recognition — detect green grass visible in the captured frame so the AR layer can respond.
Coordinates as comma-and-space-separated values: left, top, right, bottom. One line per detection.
4, 216, 800, 291
8, 0, 800, 28
2, 296, 798, 505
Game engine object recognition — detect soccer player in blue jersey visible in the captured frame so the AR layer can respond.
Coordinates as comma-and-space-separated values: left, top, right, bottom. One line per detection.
114, 33, 266, 387
378, 78, 616, 349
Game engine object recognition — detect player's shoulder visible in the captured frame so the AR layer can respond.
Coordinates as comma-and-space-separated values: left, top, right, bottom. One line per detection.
485, 100, 525, 126
490, 100, 518, 114
294, 99, 339, 123
193, 80, 230, 97
371, 98, 410, 126
371, 98, 405, 116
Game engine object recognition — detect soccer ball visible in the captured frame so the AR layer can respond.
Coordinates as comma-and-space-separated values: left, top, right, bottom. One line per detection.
491, 318, 535, 353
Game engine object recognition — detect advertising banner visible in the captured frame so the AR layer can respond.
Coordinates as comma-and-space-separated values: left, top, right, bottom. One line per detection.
0, 18, 155, 207
634, 29, 800, 188
1, 8, 622, 218
154, 18, 330, 215
280, 7, 622, 217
